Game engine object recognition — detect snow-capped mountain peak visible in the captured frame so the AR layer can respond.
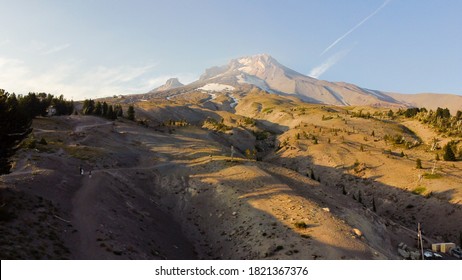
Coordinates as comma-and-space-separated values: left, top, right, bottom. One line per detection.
145, 54, 462, 112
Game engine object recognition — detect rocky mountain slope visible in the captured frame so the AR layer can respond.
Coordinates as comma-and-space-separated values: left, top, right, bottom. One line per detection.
150, 78, 184, 92
3, 88, 462, 260
143, 54, 461, 112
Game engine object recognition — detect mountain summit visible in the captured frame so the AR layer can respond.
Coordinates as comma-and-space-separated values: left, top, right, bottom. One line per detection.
197, 54, 398, 107
148, 54, 462, 112
151, 78, 184, 92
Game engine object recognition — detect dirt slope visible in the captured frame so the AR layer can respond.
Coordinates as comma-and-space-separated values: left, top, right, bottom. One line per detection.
1, 115, 389, 259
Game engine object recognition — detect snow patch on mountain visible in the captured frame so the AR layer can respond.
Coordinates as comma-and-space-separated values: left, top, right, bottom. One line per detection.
236, 74, 271, 92
198, 83, 235, 92
229, 94, 239, 108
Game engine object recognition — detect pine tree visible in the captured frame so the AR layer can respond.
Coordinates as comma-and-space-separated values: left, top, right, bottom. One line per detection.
115, 105, 123, 117
127, 105, 135, 121
443, 143, 456, 161
245, 149, 252, 159
107, 105, 116, 120
0, 91, 32, 174
416, 158, 422, 169
82, 99, 95, 115
102, 102, 108, 117
372, 197, 377, 212
358, 191, 363, 204
94, 101, 102, 116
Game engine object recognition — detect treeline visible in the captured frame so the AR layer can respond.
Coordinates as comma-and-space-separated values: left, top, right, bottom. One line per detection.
400, 107, 462, 161
81, 99, 134, 121
0, 90, 74, 174
399, 107, 462, 136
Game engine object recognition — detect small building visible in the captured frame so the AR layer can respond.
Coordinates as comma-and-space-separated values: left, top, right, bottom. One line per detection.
46, 105, 57, 116
432, 242, 456, 253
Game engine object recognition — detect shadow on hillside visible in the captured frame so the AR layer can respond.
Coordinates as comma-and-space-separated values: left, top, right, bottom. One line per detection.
147, 160, 381, 259
263, 153, 462, 247
125, 119, 461, 258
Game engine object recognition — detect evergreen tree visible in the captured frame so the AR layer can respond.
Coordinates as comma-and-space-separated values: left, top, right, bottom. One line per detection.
245, 149, 252, 159
443, 143, 456, 161
102, 102, 108, 117
387, 110, 394, 118
115, 105, 123, 117
0, 90, 32, 174
127, 105, 135, 121
107, 105, 115, 120
416, 158, 422, 169
310, 169, 315, 180
83, 99, 95, 115
372, 197, 377, 212
94, 101, 102, 116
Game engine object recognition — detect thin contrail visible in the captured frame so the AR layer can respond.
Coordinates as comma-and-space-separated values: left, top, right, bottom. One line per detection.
320, 0, 391, 56
309, 48, 352, 78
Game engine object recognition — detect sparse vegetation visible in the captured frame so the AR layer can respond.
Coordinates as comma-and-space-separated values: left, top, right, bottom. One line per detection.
39, 137, 48, 145
412, 186, 427, 195
242, 117, 256, 126
294, 221, 309, 229
252, 130, 269, 140
422, 173, 442, 179
203, 117, 232, 132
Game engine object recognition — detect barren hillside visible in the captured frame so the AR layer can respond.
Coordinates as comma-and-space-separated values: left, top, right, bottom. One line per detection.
1, 87, 462, 260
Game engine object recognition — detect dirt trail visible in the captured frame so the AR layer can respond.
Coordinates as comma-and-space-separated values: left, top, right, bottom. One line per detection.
71, 154, 196, 259
71, 173, 101, 259
75, 121, 113, 133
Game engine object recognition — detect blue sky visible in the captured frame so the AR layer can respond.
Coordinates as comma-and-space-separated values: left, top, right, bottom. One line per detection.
0, 0, 461, 99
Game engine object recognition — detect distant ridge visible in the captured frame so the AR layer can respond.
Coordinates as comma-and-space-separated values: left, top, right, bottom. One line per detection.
146, 54, 462, 112
151, 78, 184, 92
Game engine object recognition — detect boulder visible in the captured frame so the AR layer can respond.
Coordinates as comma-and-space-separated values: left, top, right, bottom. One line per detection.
398, 248, 410, 259
352, 228, 363, 237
